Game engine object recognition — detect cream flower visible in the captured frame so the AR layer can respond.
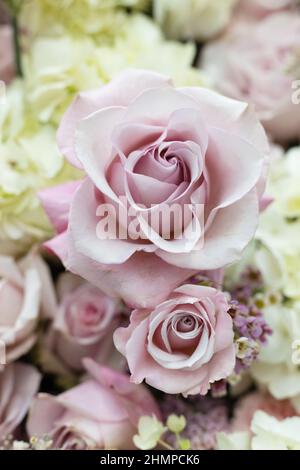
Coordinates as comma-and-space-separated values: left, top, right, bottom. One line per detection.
0, 81, 80, 255
226, 145, 300, 410
230, 147, 300, 300
251, 301, 300, 412
154, 0, 238, 40
133, 416, 166, 450
21, 0, 149, 38
23, 15, 205, 125
256, 147, 300, 300
218, 411, 300, 450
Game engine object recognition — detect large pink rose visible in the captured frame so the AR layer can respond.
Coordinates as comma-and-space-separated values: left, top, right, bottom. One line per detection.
114, 284, 235, 395
0, 25, 15, 84
0, 253, 56, 364
0, 362, 40, 439
44, 272, 122, 373
41, 70, 268, 308
27, 359, 160, 450
202, 12, 300, 143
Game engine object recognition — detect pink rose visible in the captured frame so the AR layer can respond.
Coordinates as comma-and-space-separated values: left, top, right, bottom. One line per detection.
114, 284, 235, 395
231, 392, 297, 432
44, 272, 122, 373
41, 70, 268, 308
0, 253, 56, 364
27, 358, 160, 450
0, 25, 15, 84
235, 0, 297, 21
202, 12, 300, 143
0, 363, 40, 439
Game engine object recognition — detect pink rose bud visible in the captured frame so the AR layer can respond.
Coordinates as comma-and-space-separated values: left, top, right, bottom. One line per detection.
44, 273, 122, 373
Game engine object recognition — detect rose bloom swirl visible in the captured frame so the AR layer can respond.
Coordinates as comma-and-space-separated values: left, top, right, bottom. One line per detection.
114, 283, 235, 395
40, 70, 269, 308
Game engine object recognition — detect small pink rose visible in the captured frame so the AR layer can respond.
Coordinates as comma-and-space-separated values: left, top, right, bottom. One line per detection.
41, 70, 268, 308
114, 284, 236, 395
202, 12, 300, 143
27, 359, 160, 450
45, 273, 122, 373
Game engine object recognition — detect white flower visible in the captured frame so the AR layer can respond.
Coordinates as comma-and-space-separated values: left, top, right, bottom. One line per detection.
12, 441, 30, 450
218, 411, 300, 450
226, 145, 300, 411
217, 432, 250, 450
292, 340, 300, 365
251, 411, 300, 450
251, 302, 300, 411
153, 0, 238, 40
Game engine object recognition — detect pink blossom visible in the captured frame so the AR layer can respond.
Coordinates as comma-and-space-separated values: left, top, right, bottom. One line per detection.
202, 12, 300, 142
114, 284, 235, 395
44, 272, 122, 373
27, 359, 160, 450
0, 363, 40, 439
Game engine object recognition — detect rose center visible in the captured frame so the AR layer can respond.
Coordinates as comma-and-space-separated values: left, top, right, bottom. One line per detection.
177, 315, 196, 332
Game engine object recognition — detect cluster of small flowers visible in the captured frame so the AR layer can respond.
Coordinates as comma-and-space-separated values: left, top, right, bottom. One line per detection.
228, 267, 273, 375
161, 396, 230, 450
0, 435, 52, 450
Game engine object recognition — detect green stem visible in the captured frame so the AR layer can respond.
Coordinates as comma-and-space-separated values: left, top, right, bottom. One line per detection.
11, 14, 22, 77
158, 439, 174, 451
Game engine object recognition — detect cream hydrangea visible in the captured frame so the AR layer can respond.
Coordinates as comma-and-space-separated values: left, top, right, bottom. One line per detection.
23, 14, 206, 125
229, 147, 300, 300
251, 301, 300, 412
256, 147, 300, 300
218, 411, 300, 450
21, 0, 149, 38
0, 81, 81, 255
226, 146, 300, 412
153, 0, 238, 40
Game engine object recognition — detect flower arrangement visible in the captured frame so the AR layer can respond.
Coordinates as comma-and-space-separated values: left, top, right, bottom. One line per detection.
0, 0, 300, 452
